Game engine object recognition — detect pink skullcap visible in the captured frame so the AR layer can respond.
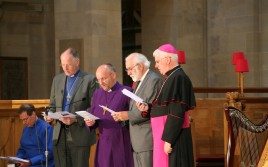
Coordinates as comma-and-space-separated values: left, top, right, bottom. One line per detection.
157, 44, 177, 54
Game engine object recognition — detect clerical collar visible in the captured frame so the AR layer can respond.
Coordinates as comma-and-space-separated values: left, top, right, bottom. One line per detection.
68, 69, 80, 78
165, 65, 181, 77
107, 82, 119, 92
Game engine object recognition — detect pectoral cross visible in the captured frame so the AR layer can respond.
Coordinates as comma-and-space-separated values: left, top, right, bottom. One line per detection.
66, 93, 71, 101
103, 105, 107, 115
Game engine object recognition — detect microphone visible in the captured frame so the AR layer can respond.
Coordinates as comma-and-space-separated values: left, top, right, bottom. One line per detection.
37, 106, 56, 116
38, 97, 87, 115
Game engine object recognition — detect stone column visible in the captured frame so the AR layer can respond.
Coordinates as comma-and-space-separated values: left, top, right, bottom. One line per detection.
54, 0, 123, 82
141, 0, 207, 90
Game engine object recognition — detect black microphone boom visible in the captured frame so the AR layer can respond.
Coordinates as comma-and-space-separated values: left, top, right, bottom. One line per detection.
38, 97, 86, 115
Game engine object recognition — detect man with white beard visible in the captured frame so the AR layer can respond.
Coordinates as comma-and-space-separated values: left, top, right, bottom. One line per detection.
112, 53, 163, 167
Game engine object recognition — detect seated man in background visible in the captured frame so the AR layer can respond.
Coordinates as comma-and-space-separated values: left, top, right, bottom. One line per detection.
16, 104, 54, 167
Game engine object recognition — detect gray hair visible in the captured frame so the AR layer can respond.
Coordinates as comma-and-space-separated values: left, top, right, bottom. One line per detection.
103, 63, 116, 72
153, 49, 178, 62
125, 53, 151, 68
70, 48, 79, 59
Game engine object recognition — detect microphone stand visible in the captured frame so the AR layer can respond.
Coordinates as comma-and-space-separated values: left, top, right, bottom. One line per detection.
42, 98, 85, 167
45, 107, 49, 167
44, 106, 55, 167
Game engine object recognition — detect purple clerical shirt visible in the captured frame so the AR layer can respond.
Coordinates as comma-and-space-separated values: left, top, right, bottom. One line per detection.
89, 82, 134, 167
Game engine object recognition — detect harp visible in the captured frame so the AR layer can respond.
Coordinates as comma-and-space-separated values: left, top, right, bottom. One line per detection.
225, 106, 268, 167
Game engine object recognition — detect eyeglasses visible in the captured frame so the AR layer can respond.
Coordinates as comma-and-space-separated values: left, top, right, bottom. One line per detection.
21, 116, 29, 122
96, 73, 112, 83
125, 64, 138, 72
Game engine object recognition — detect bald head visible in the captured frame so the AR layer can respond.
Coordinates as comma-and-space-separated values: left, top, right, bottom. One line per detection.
96, 64, 117, 91
60, 48, 80, 76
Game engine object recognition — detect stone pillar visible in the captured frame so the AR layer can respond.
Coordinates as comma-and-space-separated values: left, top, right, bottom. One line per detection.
54, 0, 123, 82
141, 0, 207, 90
141, 0, 268, 98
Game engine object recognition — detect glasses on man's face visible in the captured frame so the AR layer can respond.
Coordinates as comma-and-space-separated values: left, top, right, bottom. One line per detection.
96, 74, 112, 84
21, 116, 29, 122
125, 64, 138, 72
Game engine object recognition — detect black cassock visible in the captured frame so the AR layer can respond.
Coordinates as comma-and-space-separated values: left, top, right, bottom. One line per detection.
151, 65, 196, 167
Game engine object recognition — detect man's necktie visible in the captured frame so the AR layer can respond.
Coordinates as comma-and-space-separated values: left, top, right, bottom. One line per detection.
133, 81, 140, 93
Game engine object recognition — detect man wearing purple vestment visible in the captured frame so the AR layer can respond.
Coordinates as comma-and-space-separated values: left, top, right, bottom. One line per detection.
85, 63, 134, 167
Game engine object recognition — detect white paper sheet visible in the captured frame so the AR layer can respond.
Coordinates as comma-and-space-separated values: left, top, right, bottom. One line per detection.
75, 111, 99, 120
42, 111, 76, 119
121, 88, 144, 103
99, 105, 116, 114
0, 156, 29, 163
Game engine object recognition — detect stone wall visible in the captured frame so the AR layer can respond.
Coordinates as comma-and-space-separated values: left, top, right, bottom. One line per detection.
0, 0, 267, 99
206, 0, 268, 97
0, 0, 55, 99
141, 0, 268, 98
54, 0, 123, 82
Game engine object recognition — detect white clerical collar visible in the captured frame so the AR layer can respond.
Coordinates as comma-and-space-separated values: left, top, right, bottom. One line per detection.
69, 70, 80, 78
